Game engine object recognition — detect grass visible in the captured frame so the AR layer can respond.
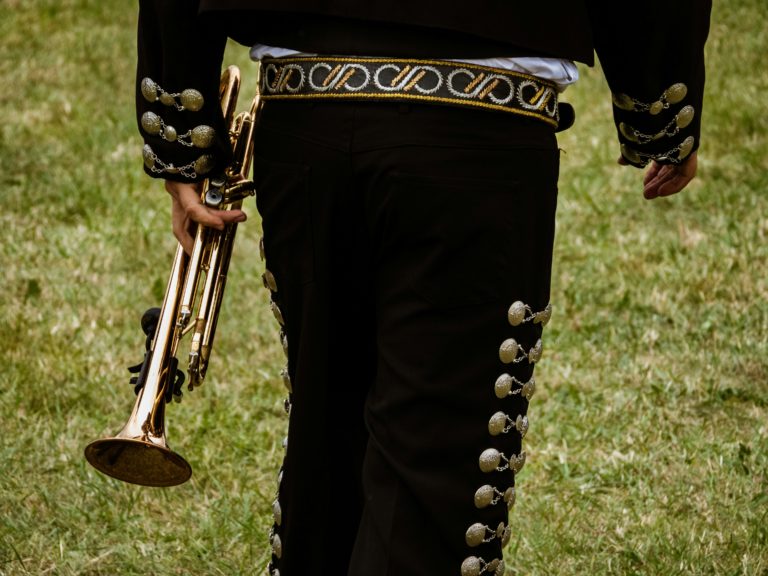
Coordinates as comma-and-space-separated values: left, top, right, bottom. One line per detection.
1, 0, 766, 574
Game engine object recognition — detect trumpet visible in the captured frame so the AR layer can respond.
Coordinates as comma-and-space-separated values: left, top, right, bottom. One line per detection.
84, 65, 261, 487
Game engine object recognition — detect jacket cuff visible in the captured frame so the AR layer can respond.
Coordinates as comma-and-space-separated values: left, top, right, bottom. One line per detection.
612, 81, 700, 168
138, 77, 229, 182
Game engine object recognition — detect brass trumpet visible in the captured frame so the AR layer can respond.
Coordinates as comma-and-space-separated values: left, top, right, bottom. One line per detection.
84, 65, 261, 487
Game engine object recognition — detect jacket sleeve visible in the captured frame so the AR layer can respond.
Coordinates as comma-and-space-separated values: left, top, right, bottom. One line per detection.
587, 1, 712, 168
136, 0, 231, 182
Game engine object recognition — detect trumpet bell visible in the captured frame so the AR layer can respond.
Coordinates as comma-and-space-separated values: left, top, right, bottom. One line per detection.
84, 437, 191, 487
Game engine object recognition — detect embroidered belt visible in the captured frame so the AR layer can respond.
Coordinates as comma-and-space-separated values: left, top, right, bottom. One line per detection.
259, 56, 561, 128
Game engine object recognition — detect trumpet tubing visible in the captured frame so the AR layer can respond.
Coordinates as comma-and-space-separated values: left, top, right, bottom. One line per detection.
84, 65, 261, 487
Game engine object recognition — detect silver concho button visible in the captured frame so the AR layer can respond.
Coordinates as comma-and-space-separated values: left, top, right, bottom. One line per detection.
263, 269, 278, 292
507, 301, 526, 326
272, 498, 282, 525
271, 532, 283, 558
619, 122, 639, 143
479, 448, 502, 473
621, 144, 644, 165
465, 522, 488, 547
140, 77, 158, 102
474, 484, 495, 508
612, 92, 634, 111
191, 125, 216, 148
675, 105, 695, 129
649, 100, 664, 115
142, 144, 155, 168
494, 373, 513, 398
678, 135, 695, 160
501, 525, 512, 547
194, 154, 215, 175
521, 377, 536, 400
504, 486, 516, 509
510, 451, 527, 474
499, 338, 519, 364
140, 111, 162, 135
665, 82, 688, 104
495, 522, 506, 538
461, 556, 481, 576
528, 339, 543, 364
488, 411, 508, 436
180, 88, 204, 111
280, 367, 292, 394
516, 415, 529, 438
163, 124, 178, 142
159, 91, 176, 107
536, 303, 552, 326
271, 301, 285, 325
487, 558, 500, 573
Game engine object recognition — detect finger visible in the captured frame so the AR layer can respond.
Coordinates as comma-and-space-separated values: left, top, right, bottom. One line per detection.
180, 196, 248, 229
643, 172, 670, 199
171, 201, 195, 254
166, 180, 248, 225
164, 180, 248, 254
643, 161, 665, 187
177, 228, 195, 256
656, 172, 694, 197
175, 211, 246, 255
645, 152, 698, 199
643, 166, 670, 199
644, 167, 692, 199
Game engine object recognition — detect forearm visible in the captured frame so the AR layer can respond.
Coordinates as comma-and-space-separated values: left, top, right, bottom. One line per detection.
136, 0, 230, 183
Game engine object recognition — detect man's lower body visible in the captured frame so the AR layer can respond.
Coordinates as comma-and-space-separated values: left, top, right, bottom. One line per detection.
253, 99, 559, 576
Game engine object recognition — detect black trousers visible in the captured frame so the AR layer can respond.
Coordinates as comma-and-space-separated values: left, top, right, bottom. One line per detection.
252, 100, 559, 576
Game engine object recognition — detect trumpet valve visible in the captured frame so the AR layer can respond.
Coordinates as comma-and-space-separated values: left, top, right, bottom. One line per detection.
204, 175, 227, 207
222, 180, 256, 204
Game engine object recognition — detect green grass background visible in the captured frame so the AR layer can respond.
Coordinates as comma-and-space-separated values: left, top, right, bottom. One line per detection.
1, 0, 766, 574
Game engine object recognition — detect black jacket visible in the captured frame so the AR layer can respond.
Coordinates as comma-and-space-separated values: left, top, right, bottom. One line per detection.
136, 0, 711, 182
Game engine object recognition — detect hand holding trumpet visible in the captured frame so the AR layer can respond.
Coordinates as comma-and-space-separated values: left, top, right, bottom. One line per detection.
165, 180, 247, 254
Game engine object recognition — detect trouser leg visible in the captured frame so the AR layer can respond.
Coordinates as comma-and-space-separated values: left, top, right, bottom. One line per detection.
253, 102, 374, 576
347, 104, 559, 576
253, 101, 559, 576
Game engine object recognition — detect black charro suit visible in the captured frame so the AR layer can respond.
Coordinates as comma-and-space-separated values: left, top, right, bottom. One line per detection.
135, 3, 711, 575
137, 1, 710, 182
